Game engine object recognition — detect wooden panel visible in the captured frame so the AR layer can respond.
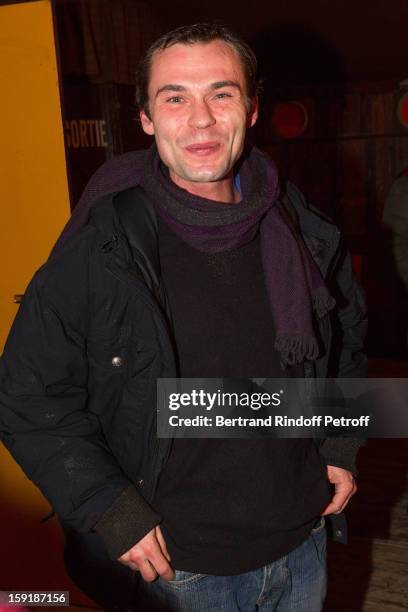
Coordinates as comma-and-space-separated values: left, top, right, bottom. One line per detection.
341, 93, 362, 136
315, 94, 343, 139
337, 139, 367, 234
361, 93, 395, 134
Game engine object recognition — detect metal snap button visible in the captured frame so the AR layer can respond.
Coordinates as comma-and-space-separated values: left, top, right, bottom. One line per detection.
111, 356, 123, 367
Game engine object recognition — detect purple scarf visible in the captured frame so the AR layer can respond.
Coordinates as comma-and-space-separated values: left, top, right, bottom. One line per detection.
141, 145, 335, 367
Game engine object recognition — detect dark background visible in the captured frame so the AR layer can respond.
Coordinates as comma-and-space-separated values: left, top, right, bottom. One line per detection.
54, 0, 408, 358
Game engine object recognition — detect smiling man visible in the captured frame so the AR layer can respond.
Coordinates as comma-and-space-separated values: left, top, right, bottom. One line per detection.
0, 24, 366, 612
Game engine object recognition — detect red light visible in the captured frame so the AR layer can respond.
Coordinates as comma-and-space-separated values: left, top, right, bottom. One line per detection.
271, 101, 308, 139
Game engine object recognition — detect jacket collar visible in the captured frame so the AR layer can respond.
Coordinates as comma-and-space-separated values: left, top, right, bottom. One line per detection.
283, 182, 340, 277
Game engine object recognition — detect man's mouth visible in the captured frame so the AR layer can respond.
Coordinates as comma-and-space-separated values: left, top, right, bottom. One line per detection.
184, 142, 221, 156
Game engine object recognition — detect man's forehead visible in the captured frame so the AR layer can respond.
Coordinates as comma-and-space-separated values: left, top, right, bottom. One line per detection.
148, 40, 245, 89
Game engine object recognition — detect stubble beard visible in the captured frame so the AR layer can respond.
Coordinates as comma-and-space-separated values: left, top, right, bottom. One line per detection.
175, 158, 232, 184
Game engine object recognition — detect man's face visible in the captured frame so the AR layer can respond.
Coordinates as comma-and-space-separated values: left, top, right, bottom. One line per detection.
140, 40, 258, 192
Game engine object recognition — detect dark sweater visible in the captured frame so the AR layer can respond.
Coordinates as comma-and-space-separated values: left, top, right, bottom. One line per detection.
153, 218, 331, 574
57, 149, 361, 475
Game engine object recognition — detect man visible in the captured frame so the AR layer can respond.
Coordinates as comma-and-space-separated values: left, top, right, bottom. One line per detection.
383, 169, 408, 291
1, 24, 366, 611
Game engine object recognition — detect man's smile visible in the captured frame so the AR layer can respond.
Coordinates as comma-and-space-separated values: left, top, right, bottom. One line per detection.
184, 142, 221, 156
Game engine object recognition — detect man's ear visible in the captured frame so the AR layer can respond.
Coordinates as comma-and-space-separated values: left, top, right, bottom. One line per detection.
247, 96, 259, 128
140, 109, 155, 135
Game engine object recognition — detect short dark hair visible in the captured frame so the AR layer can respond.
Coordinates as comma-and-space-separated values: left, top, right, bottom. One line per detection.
135, 23, 259, 119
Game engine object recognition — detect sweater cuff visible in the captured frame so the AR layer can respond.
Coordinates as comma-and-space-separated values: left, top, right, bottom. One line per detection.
319, 438, 364, 476
94, 484, 162, 559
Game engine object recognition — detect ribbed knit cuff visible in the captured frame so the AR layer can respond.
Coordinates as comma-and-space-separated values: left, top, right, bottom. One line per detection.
94, 484, 162, 559
319, 438, 364, 476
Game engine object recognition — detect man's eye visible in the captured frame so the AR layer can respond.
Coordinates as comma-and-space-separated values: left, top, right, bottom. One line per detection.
167, 96, 183, 103
214, 92, 232, 100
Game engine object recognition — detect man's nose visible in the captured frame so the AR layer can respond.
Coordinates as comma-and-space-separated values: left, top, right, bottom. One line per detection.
188, 100, 216, 129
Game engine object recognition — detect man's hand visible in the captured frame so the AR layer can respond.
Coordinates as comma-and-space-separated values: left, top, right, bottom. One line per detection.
118, 525, 175, 582
321, 465, 357, 516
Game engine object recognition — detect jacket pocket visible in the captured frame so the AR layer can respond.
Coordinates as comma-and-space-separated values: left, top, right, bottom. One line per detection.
165, 570, 206, 589
87, 324, 135, 374
87, 323, 132, 345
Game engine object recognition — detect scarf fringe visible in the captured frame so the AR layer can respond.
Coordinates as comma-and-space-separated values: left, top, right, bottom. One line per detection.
275, 334, 320, 367
313, 287, 336, 319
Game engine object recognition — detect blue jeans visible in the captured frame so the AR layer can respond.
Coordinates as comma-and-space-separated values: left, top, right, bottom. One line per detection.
144, 518, 327, 611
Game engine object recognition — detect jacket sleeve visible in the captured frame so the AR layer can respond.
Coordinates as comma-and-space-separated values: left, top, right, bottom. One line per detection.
0, 244, 161, 558
330, 242, 368, 379
318, 236, 368, 475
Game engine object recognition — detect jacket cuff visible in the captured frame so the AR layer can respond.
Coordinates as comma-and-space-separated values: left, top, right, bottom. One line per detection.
319, 438, 364, 476
94, 484, 162, 559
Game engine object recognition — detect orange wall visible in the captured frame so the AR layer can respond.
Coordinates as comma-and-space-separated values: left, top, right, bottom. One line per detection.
0, 0, 70, 350
0, 2, 92, 604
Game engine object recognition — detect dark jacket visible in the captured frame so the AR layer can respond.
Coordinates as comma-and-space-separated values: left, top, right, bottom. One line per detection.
0, 152, 367, 559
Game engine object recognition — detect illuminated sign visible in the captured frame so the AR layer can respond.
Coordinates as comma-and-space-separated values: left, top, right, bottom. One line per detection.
65, 119, 108, 148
